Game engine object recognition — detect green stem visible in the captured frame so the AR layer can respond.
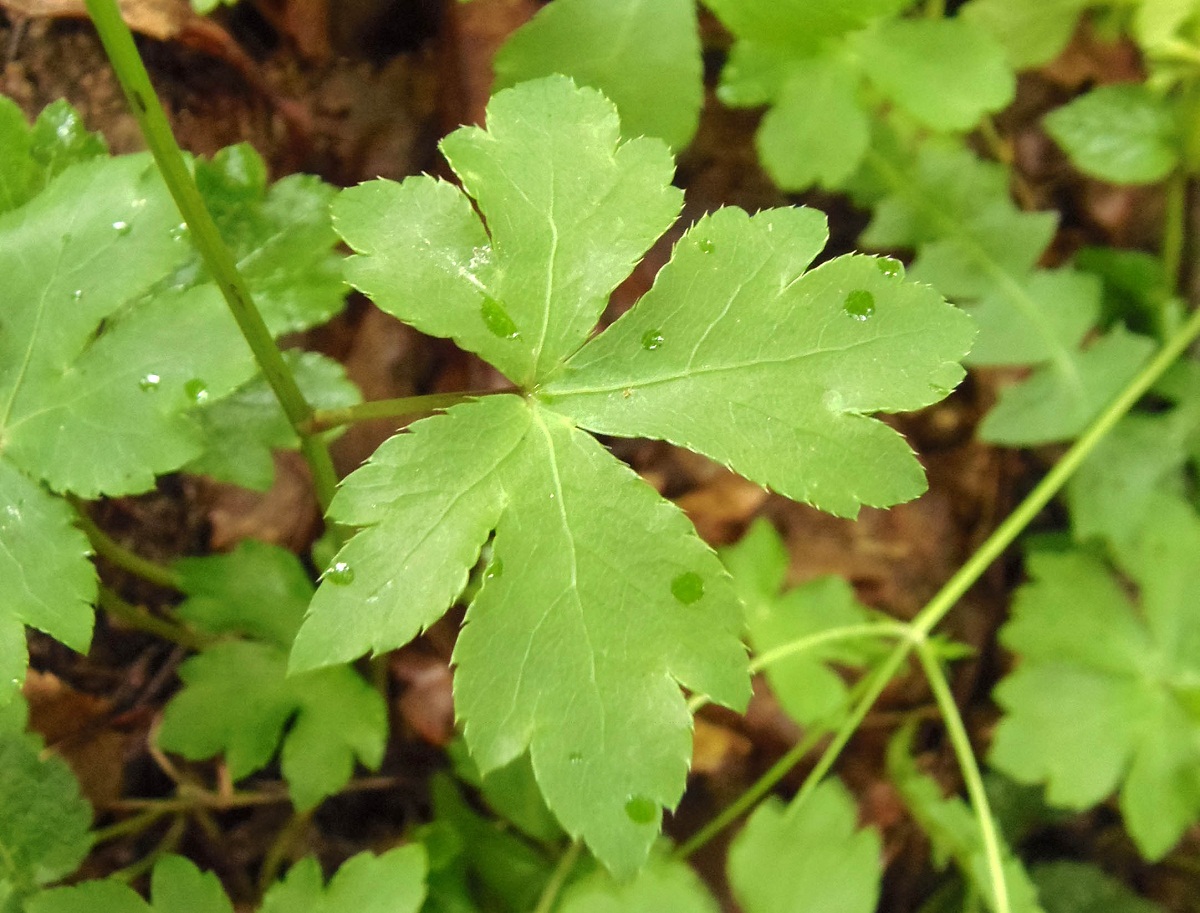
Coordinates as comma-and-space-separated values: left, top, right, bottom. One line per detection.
72, 501, 182, 591
533, 840, 583, 913
258, 809, 314, 896
794, 299, 1200, 807
914, 638, 1010, 913
91, 807, 173, 845
675, 723, 830, 860
82, 0, 342, 530
687, 621, 907, 714
304, 391, 490, 434
98, 587, 211, 651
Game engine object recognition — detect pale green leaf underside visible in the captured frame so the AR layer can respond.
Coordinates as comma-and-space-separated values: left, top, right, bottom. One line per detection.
856, 18, 1015, 132
544, 207, 974, 517
0, 463, 94, 704
159, 641, 386, 810
727, 780, 882, 913
991, 504, 1200, 859
705, 0, 915, 52
558, 848, 719, 913
1044, 84, 1179, 185
494, 0, 702, 151
333, 75, 681, 387
960, 0, 1088, 69
755, 54, 869, 191
260, 848, 427, 913
293, 395, 747, 874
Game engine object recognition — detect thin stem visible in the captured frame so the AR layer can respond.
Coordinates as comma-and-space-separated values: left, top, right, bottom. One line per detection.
687, 621, 908, 714
82, 0, 342, 530
304, 391, 491, 434
793, 300, 1200, 808
71, 500, 182, 591
108, 814, 186, 883
91, 807, 173, 845
98, 587, 211, 651
914, 638, 1010, 913
532, 840, 583, 913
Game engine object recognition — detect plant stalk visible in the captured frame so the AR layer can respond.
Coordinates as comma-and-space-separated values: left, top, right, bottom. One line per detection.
98, 587, 210, 651
72, 500, 182, 592
83, 0, 342, 529
532, 840, 583, 913
303, 391, 488, 434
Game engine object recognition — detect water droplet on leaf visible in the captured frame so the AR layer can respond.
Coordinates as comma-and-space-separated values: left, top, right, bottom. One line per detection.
184, 378, 209, 404
486, 557, 504, 579
326, 561, 355, 585
138, 373, 161, 392
112, 220, 132, 235
568, 751, 584, 764
71, 289, 83, 301
843, 289, 875, 321
876, 257, 903, 278
697, 238, 715, 254
481, 297, 520, 339
671, 572, 704, 605
641, 330, 665, 351
169, 223, 189, 242
625, 796, 657, 824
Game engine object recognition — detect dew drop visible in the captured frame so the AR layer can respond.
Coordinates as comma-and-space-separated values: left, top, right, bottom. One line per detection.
843, 289, 875, 321
138, 373, 162, 392
697, 238, 715, 254
325, 561, 355, 586
112, 220, 132, 235
876, 257, 903, 278
641, 330, 665, 351
481, 296, 520, 339
625, 796, 657, 825
568, 751, 584, 764
486, 557, 504, 580
184, 378, 210, 405
71, 289, 83, 301
671, 571, 704, 605
169, 223, 189, 242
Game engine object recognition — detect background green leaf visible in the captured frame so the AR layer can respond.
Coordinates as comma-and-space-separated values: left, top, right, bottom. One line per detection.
493, 0, 702, 151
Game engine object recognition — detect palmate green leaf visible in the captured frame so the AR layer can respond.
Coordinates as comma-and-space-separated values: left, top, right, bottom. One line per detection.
854, 18, 1014, 132
161, 543, 386, 810
307, 76, 972, 875
727, 780, 881, 913
186, 351, 361, 491
28, 855, 233, 913
558, 848, 718, 913
860, 141, 1155, 444
333, 76, 681, 388
1134, 0, 1200, 47
292, 395, 747, 874
0, 697, 92, 910
887, 727, 1044, 913
960, 0, 1089, 69
720, 519, 881, 726
545, 208, 973, 516
1044, 84, 1180, 185
991, 499, 1200, 859
493, 0, 702, 151
260, 847, 427, 913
